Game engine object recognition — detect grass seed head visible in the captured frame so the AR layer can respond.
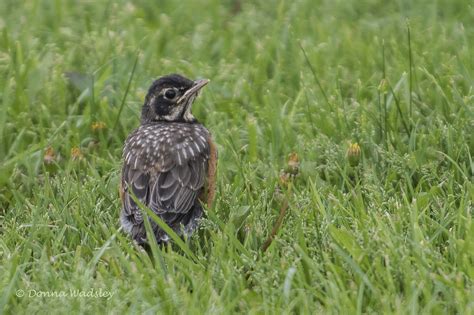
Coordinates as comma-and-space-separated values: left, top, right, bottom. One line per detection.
43, 146, 56, 165
347, 143, 361, 167
71, 147, 84, 161
286, 152, 300, 175
91, 121, 107, 132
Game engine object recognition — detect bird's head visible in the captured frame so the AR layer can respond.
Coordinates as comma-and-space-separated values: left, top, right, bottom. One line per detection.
141, 74, 209, 123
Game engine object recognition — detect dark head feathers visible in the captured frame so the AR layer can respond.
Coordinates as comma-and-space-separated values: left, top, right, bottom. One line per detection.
140, 74, 208, 124
148, 74, 194, 93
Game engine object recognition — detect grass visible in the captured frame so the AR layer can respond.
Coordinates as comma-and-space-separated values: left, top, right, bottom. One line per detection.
0, 0, 473, 313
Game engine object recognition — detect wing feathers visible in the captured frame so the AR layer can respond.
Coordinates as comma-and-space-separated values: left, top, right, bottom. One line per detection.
121, 123, 213, 233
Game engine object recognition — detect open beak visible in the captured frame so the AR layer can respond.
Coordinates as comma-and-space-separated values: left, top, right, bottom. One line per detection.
178, 79, 209, 104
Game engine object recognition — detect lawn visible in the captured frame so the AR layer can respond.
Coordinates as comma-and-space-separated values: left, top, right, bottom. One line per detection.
0, 0, 473, 313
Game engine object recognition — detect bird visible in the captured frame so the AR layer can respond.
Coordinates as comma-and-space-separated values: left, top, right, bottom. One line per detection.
120, 74, 217, 245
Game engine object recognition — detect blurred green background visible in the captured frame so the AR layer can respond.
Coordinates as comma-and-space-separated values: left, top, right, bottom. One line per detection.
0, 0, 473, 313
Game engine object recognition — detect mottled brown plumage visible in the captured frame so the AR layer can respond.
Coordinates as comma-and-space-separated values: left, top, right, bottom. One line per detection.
120, 74, 216, 244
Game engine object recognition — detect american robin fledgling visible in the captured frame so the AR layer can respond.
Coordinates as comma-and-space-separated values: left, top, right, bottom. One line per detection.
120, 74, 217, 245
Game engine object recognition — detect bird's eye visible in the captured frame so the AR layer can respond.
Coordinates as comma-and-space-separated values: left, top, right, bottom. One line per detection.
164, 88, 177, 100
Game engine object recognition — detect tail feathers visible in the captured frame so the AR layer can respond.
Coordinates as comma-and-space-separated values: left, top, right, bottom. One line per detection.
121, 203, 204, 245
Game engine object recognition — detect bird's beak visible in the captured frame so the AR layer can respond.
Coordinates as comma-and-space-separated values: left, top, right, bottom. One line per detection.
178, 79, 210, 104
192, 78, 210, 92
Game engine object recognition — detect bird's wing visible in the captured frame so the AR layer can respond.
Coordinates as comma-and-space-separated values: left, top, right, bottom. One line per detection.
149, 157, 207, 215
121, 163, 149, 225
121, 124, 210, 226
